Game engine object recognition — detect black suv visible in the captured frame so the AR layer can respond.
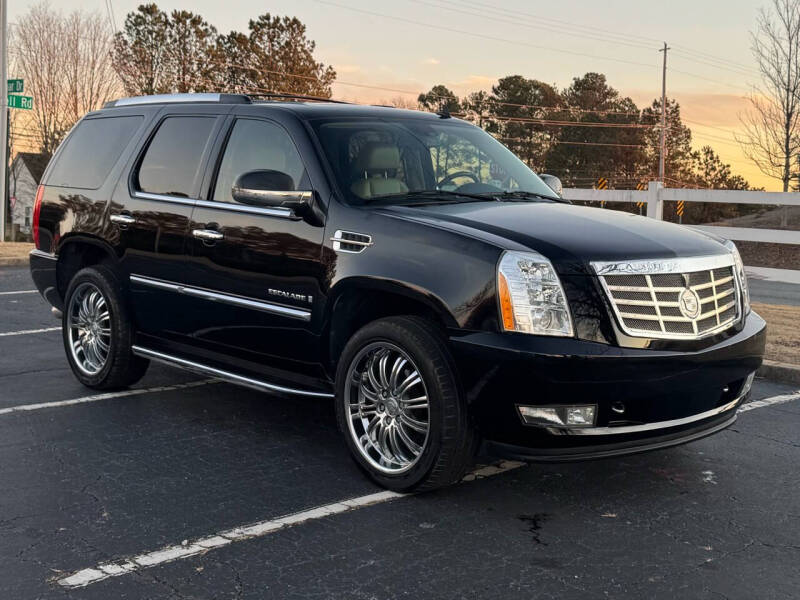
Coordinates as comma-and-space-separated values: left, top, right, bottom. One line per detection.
29, 93, 766, 491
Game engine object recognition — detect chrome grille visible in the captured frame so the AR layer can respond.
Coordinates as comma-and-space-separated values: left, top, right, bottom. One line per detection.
592, 256, 740, 340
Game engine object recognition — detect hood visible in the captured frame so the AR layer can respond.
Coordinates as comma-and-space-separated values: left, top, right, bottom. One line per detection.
377, 201, 729, 275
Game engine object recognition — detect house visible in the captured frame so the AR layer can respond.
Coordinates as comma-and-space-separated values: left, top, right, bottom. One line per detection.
9, 152, 48, 239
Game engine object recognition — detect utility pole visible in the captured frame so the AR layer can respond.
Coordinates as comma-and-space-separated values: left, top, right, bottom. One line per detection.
0, 0, 7, 242
658, 42, 670, 184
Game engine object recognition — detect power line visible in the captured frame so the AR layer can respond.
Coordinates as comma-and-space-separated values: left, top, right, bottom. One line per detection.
447, 0, 760, 78
104, 0, 116, 32
498, 137, 647, 148
407, 0, 658, 52
312, 0, 662, 71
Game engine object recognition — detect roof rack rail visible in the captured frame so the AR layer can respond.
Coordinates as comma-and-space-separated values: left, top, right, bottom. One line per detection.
248, 92, 351, 105
103, 93, 252, 108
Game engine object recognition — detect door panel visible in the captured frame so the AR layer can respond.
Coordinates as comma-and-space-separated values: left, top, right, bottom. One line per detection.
181, 117, 328, 387
112, 112, 224, 340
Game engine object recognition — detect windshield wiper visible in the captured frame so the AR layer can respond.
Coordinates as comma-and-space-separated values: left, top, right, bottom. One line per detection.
483, 190, 568, 204
363, 190, 491, 205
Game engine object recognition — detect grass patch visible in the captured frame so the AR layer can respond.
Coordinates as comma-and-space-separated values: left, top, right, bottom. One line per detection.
752, 302, 800, 366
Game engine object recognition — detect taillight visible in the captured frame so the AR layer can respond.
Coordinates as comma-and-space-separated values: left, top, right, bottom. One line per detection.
32, 185, 44, 249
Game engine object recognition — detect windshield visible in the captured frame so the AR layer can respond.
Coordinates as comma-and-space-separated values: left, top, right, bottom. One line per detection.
310, 117, 558, 205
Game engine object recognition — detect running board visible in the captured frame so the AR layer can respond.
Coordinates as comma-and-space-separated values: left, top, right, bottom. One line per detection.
131, 345, 334, 398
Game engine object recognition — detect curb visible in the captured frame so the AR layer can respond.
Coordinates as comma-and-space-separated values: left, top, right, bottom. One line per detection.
758, 360, 800, 386
0, 257, 29, 267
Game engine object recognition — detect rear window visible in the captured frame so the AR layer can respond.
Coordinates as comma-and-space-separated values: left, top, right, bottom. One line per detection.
46, 116, 143, 189
136, 116, 217, 198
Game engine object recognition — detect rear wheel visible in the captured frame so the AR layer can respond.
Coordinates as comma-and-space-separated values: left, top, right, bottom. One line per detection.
63, 265, 149, 390
335, 316, 475, 492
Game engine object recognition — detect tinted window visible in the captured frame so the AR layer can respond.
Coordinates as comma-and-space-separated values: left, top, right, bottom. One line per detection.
137, 116, 216, 197
311, 118, 557, 205
213, 119, 307, 204
46, 116, 143, 189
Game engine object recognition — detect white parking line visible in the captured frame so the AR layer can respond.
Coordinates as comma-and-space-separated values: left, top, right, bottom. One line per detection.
54, 388, 800, 589
0, 379, 218, 416
0, 289, 37, 296
0, 326, 60, 337
739, 390, 800, 412
57, 460, 527, 589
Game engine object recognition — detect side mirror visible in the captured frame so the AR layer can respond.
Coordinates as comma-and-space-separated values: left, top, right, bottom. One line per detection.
539, 174, 563, 196
231, 170, 313, 215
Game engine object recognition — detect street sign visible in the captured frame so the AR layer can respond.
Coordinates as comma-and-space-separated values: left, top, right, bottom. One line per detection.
7, 94, 33, 110
7, 79, 23, 93
596, 177, 609, 190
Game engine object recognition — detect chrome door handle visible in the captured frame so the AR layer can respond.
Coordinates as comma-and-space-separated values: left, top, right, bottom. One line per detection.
192, 229, 224, 242
110, 214, 136, 226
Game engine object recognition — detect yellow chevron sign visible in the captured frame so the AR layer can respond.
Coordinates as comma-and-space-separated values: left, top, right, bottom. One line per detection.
596, 177, 609, 190
636, 182, 646, 208
676, 200, 685, 217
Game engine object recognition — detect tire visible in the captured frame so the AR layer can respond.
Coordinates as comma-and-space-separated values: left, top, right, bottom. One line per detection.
335, 316, 476, 492
62, 265, 149, 390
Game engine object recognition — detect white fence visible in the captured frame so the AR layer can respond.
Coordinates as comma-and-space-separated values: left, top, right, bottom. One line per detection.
563, 182, 800, 246
562, 182, 800, 284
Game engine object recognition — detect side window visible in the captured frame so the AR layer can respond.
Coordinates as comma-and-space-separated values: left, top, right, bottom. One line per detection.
136, 116, 216, 198
46, 115, 143, 189
213, 119, 307, 204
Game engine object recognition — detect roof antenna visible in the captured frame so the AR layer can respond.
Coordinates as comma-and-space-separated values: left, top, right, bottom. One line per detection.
436, 99, 451, 119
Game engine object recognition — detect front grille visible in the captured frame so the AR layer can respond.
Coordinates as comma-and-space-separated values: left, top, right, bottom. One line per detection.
593, 257, 740, 340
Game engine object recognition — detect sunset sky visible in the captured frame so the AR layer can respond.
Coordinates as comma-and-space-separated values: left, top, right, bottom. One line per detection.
11, 0, 774, 188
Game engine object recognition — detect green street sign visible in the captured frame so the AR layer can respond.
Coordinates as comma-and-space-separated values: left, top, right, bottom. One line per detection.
7, 79, 23, 93
8, 95, 33, 110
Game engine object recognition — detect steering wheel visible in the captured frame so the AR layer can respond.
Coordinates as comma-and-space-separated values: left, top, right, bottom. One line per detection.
438, 171, 480, 188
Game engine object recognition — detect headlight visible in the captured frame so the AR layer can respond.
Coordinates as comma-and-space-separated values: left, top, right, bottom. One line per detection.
723, 240, 750, 315
497, 250, 573, 336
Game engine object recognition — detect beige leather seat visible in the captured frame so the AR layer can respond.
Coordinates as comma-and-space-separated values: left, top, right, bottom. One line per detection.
350, 142, 408, 199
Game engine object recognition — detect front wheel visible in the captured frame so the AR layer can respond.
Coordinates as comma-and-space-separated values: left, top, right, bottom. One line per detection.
63, 265, 149, 390
335, 316, 475, 492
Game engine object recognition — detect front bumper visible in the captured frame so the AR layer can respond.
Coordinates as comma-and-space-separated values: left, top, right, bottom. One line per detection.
450, 311, 766, 461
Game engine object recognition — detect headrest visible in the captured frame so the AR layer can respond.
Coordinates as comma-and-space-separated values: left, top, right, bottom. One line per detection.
354, 142, 402, 172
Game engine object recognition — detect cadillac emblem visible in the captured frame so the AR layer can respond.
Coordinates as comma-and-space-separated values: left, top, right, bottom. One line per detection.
678, 288, 701, 320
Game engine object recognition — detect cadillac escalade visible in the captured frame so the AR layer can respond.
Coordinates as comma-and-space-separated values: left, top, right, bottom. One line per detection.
29, 93, 766, 491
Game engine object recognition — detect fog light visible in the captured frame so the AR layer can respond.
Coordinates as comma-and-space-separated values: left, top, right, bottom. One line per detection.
566, 405, 596, 425
518, 404, 597, 428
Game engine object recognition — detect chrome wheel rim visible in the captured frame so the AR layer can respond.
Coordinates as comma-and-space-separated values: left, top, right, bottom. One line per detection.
67, 282, 111, 376
344, 342, 430, 474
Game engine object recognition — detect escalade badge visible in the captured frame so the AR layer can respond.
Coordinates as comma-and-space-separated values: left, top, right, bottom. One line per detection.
678, 288, 701, 320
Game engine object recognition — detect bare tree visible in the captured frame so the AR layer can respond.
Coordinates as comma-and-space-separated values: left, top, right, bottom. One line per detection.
11, 2, 121, 158
62, 11, 122, 125
11, 3, 66, 157
738, 0, 800, 192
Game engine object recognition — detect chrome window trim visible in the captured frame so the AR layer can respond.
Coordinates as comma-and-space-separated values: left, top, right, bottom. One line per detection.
133, 191, 196, 207
132, 191, 295, 218
591, 254, 741, 341
230, 187, 312, 203
544, 391, 745, 436
196, 198, 294, 218
132, 345, 333, 398
130, 274, 311, 321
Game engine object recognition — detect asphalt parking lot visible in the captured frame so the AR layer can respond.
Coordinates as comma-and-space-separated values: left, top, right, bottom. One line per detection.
1, 265, 799, 599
